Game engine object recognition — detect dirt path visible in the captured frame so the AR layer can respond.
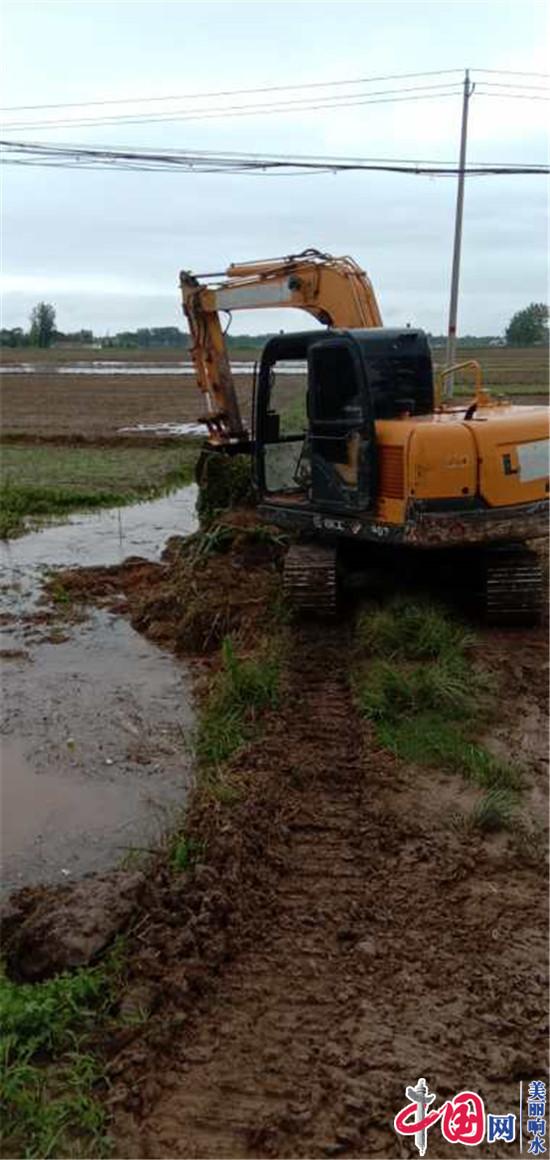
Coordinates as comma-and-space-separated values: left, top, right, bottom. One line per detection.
114, 623, 547, 1160
137, 625, 369, 1158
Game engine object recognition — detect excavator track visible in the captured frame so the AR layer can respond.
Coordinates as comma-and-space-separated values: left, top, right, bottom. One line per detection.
483, 545, 543, 626
283, 542, 339, 616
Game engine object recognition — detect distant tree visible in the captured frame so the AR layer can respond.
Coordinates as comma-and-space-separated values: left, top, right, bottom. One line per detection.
29, 302, 57, 348
505, 303, 549, 347
0, 327, 26, 347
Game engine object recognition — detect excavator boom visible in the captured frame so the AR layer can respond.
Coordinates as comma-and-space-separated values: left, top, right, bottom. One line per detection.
180, 248, 382, 445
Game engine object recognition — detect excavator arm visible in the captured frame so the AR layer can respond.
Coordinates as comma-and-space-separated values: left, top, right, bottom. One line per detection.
179, 248, 382, 446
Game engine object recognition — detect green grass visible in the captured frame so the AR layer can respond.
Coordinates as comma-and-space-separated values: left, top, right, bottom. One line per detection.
469, 787, 519, 832
197, 637, 281, 769
354, 597, 523, 826
281, 393, 308, 435
0, 443, 198, 538
453, 382, 547, 396
170, 834, 204, 872
0, 944, 125, 1158
356, 597, 475, 660
376, 711, 522, 791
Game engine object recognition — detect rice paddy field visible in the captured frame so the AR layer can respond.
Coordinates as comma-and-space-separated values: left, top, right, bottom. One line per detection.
0, 344, 548, 443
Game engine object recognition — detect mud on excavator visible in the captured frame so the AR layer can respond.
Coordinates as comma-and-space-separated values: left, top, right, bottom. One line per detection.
180, 249, 549, 625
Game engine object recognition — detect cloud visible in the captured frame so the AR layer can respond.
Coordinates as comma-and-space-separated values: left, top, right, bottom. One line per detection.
2, 0, 547, 336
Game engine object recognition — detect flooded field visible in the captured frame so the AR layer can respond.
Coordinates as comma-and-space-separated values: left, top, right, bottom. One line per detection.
0, 360, 304, 375
1, 485, 198, 893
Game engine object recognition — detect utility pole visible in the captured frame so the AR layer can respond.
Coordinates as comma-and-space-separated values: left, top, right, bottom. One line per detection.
445, 68, 474, 394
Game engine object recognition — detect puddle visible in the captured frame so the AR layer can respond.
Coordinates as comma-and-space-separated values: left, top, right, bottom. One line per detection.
0, 485, 199, 894
0, 484, 198, 607
118, 422, 205, 437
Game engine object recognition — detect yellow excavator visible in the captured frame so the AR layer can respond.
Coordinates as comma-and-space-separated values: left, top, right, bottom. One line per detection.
180, 248, 548, 623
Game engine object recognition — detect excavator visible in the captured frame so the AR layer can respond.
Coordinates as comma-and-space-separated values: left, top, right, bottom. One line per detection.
180, 249, 548, 623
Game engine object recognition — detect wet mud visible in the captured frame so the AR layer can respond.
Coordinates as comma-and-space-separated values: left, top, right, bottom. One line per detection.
1, 501, 547, 1157
14, 524, 544, 1158
1, 613, 195, 893
105, 621, 547, 1160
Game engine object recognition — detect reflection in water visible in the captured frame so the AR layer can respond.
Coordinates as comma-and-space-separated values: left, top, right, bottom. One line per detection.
0, 360, 306, 376
0, 483, 198, 578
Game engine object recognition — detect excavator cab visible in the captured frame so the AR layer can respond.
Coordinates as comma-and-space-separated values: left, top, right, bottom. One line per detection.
255, 327, 433, 515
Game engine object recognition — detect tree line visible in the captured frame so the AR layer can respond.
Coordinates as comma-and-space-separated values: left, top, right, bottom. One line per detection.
1, 301, 548, 350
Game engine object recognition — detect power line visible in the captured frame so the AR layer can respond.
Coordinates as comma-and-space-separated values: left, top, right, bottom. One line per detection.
478, 81, 547, 92
9, 141, 540, 167
1, 140, 547, 177
475, 68, 550, 77
3, 79, 548, 134
1, 83, 467, 132
0, 68, 465, 112
480, 80, 550, 90
476, 89, 550, 101
3, 67, 548, 115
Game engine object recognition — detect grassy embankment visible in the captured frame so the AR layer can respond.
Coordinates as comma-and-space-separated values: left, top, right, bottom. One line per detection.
0, 443, 199, 538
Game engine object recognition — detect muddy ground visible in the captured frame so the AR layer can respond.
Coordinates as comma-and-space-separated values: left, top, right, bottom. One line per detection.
110, 626, 547, 1160
3, 519, 547, 1159
1, 354, 548, 441
0, 372, 269, 441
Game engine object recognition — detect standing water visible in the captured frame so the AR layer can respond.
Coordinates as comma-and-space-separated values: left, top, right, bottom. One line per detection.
0, 486, 199, 894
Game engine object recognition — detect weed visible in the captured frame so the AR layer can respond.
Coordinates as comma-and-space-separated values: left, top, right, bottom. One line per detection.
197, 701, 247, 768
119, 846, 149, 871
356, 654, 487, 724
357, 597, 475, 661
184, 522, 287, 562
220, 637, 280, 708
469, 788, 518, 832
188, 524, 236, 559
170, 835, 204, 872
376, 711, 522, 790
0, 947, 124, 1157
47, 576, 72, 606
355, 660, 418, 721
197, 637, 280, 769
209, 782, 242, 805
354, 596, 524, 822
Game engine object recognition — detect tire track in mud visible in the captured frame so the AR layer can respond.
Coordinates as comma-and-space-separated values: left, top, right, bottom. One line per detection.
117, 622, 547, 1160
137, 624, 372, 1158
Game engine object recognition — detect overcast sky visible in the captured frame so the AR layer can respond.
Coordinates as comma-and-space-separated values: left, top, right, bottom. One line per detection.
1, 0, 548, 337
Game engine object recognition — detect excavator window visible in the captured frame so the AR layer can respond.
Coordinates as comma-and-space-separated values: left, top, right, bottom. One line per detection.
308, 343, 362, 424
307, 338, 373, 509
261, 356, 310, 495
256, 331, 375, 508
268, 360, 308, 437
